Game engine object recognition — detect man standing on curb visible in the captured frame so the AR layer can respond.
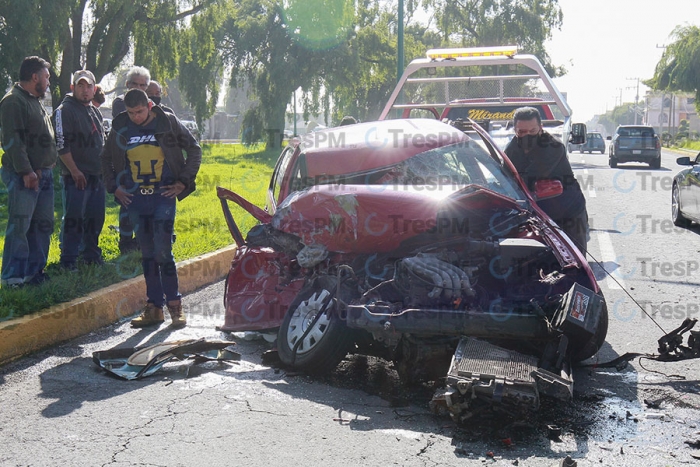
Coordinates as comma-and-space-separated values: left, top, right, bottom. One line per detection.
102, 89, 201, 328
53, 69, 106, 270
112, 66, 151, 254
0, 56, 57, 288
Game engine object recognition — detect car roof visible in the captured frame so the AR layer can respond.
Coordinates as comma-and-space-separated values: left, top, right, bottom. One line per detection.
300, 119, 469, 178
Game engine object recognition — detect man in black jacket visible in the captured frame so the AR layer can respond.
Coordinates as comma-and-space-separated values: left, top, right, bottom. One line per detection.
53, 69, 105, 269
102, 89, 201, 328
504, 107, 589, 254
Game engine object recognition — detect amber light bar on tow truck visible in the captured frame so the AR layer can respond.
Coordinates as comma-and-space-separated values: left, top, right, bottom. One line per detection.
426, 45, 518, 60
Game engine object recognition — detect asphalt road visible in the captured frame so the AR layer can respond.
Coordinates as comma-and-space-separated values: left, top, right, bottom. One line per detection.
2, 147, 700, 466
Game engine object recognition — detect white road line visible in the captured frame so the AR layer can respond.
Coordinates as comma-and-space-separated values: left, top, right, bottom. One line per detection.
596, 231, 625, 290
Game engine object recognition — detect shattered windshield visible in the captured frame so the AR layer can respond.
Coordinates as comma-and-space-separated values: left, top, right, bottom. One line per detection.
380, 141, 526, 200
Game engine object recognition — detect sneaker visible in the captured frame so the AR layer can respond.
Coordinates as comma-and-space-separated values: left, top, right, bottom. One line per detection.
25, 271, 50, 286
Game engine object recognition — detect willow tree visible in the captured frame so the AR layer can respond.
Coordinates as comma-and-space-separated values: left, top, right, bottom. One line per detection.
423, 0, 564, 75
222, 0, 355, 149
648, 25, 700, 112
0, 0, 225, 115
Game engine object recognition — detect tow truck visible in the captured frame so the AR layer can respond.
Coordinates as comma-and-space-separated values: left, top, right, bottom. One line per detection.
378, 45, 586, 149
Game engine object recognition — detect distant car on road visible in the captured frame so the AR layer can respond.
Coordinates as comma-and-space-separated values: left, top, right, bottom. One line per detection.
569, 132, 605, 154
608, 125, 661, 169
672, 152, 700, 227
181, 120, 200, 141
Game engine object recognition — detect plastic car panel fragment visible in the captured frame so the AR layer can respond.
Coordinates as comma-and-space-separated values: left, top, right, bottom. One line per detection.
92, 338, 240, 380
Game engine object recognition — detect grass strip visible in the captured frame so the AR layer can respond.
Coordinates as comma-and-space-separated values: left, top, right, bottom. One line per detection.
0, 143, 278, 319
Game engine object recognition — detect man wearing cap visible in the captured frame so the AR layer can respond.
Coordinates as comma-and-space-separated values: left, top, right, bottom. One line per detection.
52, 69, 105, 269
0, 56, 57, 288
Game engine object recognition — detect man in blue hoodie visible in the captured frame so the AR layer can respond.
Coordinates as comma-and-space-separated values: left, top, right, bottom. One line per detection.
53, 70, 105, 269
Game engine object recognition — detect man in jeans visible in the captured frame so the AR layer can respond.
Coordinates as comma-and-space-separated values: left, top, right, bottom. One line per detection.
0, 56, 57, 288
102, 89, 201, 328
112, 66, 151, 253
53, 69, 105, 269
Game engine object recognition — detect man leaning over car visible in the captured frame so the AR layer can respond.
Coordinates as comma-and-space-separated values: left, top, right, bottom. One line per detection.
504, 106, 589, 255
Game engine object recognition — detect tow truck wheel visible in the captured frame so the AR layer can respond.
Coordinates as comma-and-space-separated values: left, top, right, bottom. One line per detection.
277, 278, 353, 374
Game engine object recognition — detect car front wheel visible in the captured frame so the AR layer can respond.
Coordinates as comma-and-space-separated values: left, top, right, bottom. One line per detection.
277, 279, 354, 374
609, 157, 618, 168
650, 156, 661, 169
672, 183, 690, 227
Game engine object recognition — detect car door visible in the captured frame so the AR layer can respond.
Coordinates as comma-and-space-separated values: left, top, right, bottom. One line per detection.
682, 153, 700, 220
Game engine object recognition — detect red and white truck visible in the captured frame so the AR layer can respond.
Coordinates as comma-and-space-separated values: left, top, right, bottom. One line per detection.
379, 45, 586, 149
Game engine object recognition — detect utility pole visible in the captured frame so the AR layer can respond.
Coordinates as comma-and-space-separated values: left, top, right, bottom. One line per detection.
626, 77, 640, 124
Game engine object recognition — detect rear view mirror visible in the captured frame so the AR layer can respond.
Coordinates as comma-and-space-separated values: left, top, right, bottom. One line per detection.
569, 123, 586, 145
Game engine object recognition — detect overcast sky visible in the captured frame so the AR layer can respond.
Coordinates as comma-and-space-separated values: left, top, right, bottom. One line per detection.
545, 0, 699, 122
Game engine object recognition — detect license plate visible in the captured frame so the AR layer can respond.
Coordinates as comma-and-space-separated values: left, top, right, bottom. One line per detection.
633, 150, 641, 154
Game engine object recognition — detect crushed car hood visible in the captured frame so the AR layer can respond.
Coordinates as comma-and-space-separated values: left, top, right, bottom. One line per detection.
272, 184, 524, 254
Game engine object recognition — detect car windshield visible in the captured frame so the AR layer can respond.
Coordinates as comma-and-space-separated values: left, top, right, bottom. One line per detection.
372, 140, 526, 200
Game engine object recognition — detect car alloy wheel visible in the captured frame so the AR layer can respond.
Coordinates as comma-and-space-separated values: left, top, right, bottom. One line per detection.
672, 183, 690, 227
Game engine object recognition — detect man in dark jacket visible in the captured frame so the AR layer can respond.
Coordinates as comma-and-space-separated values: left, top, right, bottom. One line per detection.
0, 56, 57, 288
504, 107, 589, 254
102, 89, 201, 328
53, 70, 105, 269
112, 66, 150, 253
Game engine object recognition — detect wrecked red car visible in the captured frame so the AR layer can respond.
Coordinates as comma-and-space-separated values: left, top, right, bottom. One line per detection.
217, 118, 607, 421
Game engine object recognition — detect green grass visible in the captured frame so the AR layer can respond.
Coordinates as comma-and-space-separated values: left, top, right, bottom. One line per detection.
679, 140, 700, 151
0, 143, 279, 320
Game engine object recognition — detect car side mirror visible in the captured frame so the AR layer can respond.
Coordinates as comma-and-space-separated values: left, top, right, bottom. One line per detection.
677, 156, 693, 166
569, 123, 586, 145
534, 179, 563, 200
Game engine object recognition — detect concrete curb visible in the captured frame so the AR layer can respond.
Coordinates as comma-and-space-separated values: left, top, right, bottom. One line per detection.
0, 244, 237, 366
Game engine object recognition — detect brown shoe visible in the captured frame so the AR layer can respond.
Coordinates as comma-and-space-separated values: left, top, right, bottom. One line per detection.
131, 303, 165, 328
167, 299, 186, 329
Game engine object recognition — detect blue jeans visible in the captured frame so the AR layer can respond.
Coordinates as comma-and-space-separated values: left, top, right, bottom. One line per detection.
60, 175, 105, 265
127, 192, 180, 307
1, 167, 55, 286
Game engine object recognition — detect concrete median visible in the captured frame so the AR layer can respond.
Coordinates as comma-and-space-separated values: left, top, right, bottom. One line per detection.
0, 245, 236, 366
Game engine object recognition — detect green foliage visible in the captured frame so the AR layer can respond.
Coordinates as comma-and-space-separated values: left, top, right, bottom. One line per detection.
0, 0, 228, 120
241, 106, 265, 146
598, 103, 638, 135
426, 0, 565, 76
0, 143, 276, 320
648, 25, 700, 113
222, 0, 353, 149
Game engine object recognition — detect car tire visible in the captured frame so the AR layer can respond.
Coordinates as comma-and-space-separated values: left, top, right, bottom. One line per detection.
672, 183, 691, 227
609, 157, 617, 168
277, 277, 354, 374
600, 149, 605, 154
650, 155, 661, 169
571, 298, 609, 362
